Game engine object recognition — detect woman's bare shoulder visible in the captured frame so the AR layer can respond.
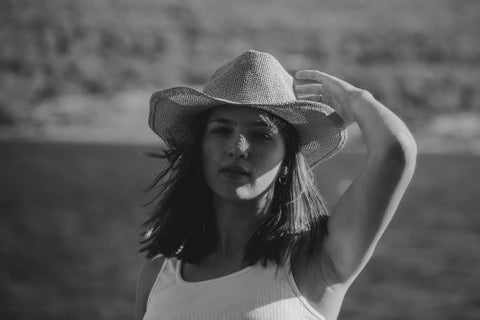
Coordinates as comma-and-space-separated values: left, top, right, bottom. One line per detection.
138, 255, 166, 295
135, 255, 166, 320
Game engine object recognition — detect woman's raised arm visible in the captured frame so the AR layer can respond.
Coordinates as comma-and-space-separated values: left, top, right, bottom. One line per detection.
295, 70, 417, 284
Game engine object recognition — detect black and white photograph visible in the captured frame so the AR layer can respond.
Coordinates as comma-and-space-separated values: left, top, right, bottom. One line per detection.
1, 0, 479, 319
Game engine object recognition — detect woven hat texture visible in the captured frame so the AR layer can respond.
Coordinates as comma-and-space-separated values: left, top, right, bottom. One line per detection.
149, 50, 348, 167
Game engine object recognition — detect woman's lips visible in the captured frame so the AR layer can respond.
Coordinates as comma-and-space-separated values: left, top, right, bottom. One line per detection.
219, 165, 251, 181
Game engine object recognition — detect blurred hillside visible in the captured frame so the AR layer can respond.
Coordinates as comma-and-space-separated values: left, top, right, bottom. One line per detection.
1, 0, 479, 150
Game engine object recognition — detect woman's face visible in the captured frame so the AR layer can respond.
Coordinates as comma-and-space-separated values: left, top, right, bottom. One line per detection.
202, 105, 286, 201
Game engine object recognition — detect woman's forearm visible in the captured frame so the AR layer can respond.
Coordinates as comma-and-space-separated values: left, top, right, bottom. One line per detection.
348, 90, 417, 161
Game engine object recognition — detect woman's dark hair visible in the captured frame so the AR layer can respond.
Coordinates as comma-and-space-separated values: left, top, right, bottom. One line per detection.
140, 106, 329, 269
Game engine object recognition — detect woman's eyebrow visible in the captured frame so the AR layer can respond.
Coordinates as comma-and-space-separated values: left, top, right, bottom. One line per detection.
208, 116, 277, 130
253, 119, 273, 127
208, 118, 235, 125
253, 116, 278, 131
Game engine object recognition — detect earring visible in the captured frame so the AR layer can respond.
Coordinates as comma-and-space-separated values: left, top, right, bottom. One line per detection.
278, 166, 288, 184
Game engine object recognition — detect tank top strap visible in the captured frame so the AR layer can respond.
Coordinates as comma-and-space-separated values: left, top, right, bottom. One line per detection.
146, 255, 177, 308
164, 256, 178, 274
149, 254, 175, 276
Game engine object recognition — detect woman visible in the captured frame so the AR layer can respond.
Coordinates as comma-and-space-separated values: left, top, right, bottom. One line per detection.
135, 50, 417, 320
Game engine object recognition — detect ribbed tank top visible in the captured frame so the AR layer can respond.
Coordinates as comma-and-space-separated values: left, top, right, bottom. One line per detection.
143, 254, 326, 320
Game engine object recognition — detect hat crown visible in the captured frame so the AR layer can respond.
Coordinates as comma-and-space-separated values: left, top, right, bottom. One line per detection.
203, 50, 296, 104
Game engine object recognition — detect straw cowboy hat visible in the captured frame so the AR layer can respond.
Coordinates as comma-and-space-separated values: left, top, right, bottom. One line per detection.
149, 50, 348, 167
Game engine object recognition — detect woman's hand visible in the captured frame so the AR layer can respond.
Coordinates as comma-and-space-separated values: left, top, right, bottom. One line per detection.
294, 70, 368, 127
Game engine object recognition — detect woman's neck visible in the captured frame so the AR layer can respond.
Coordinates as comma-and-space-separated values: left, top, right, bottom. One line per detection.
212, 195, 267, 258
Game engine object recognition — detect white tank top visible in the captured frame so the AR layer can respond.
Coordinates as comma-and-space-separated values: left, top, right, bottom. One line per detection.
143, 254, 326, 320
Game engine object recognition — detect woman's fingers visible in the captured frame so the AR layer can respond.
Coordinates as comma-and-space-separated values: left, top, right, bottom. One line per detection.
296, 70, 349, 88
295, 70, 332, 83
294, 83, 323, 95
295, 70, 319, 82
297, 94, 323, 103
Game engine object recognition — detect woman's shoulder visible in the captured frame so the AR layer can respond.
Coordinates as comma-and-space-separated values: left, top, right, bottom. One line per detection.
135, 255, 167, 320
138, 255, 167, 288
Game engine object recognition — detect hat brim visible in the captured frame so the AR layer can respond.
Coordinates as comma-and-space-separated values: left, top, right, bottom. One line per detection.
149, 86, 348, 167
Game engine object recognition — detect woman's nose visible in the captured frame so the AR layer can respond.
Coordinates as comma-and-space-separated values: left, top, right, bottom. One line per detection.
227, 134, 250, 158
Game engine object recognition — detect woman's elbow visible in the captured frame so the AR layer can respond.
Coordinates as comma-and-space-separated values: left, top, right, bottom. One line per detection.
391, 131, 417, 159
384, 137, 417, 178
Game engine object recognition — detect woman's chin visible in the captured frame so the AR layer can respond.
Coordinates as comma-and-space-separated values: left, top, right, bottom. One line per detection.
218, 184, 273, 202
234, 186, 255, 200
216, 186, 255, 201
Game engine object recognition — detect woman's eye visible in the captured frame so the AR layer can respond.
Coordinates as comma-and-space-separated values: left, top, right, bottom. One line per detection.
251, 131, 273, 141
209, 127, 232, 135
